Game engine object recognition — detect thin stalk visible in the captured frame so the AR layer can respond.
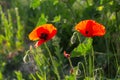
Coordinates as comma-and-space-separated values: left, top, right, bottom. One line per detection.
84, 55, 88, 76
115, 2, 119, 29
111, 42, 119, 78
115, 67, 120, 79
89, 41, 94, 77
115, 6, 119, 75
89, 54, 92, 77
91, 46, 94, 77
68, 57, 76, 80
44, 43, 60, 80
77, 32, 81, 43
111, 43, 119, 70
86, 0, 90, 6
94, 68, 103, 80
78, 62, 86, 78
105, 37, 110, 77
68, 57, 74, 70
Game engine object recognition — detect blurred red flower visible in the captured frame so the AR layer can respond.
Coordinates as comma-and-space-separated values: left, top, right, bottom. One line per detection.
29, 24, 57, 47
75, 20, 106, 37
64, 51, 70, 58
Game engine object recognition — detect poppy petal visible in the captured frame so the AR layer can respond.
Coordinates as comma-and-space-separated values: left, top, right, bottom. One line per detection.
29, 24, 57, 47
34, 40, 45, 48
92, 23, 106, 36
29, 26, 42, 41
49, 29, 57, 40
36, 27, 50, 40
75, 20, 93, 37
75, 20, 106, 37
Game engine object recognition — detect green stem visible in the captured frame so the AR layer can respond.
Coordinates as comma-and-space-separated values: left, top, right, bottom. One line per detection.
77, 32, 81, 43
115, 6, 119, 77
91, 46, 94, 77
89, 54, 92, 77
86, 0, 90, 6
115, 1, 119, 29
84, 55, 88, 76
88, 46, 94, 77
115, 67, 120, 79
68, 57, 76, 80
78, 62, 86, 78
44, 43, 60, 80
111, 43, 119, 69
68, 57, 74, 69
105, 37, 110, 77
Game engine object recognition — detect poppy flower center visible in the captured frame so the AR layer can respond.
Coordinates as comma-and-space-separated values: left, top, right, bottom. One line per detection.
40, 33, 48, 40
85, 31, 89, 34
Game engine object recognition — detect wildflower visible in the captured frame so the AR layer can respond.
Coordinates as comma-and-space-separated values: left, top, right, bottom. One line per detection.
29, 24, 57, 47
64, 51, 70, 58
75, 20, 106, 37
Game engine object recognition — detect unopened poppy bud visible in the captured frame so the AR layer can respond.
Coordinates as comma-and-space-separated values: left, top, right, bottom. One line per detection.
64, 51, 70, 58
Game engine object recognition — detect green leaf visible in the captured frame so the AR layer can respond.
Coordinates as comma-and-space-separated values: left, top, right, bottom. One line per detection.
0, 35, 5, 43
15, 8, 24, 48
100, 0, 104, 5
36, 72, 44, 80
65, 75, 76, 80
36, 13, 48, 26
30, 73, 36, 80
15, 71, 24, 80
53, 0, 59, 5
0, 72, 3, 80
52, 15, 61, 22
30, 0, 41, 9
71, 38, 93, 57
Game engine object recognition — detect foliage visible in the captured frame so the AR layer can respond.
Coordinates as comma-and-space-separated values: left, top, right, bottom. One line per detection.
0, 0, 120, 79
0, 4, 24, 79
71, 37, 93, 57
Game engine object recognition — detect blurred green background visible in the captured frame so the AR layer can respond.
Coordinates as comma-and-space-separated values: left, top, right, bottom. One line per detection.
0, 0, 120, 80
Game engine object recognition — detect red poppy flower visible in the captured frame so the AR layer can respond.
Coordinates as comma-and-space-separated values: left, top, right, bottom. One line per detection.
64, 51, 70, 58
75, 20, 106, 37
29, 24, 57, 47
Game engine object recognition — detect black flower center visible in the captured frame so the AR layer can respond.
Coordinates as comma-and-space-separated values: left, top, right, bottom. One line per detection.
85, 31, 89, 34
40, 33, 48, 40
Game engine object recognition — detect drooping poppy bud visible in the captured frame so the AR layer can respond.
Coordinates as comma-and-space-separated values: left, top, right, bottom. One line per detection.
64, 51, 70, 58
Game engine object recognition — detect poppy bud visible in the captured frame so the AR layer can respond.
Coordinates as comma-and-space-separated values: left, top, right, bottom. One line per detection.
64, 51, 70, 58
